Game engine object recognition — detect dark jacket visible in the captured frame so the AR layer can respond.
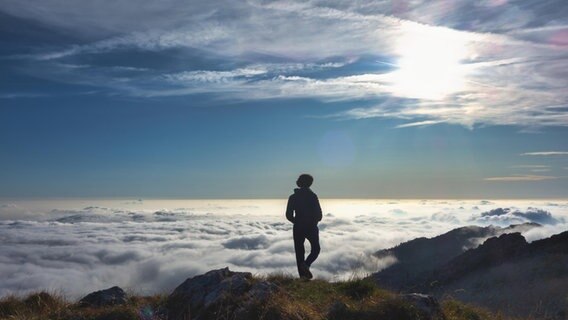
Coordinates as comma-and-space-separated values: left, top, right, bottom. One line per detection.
286, 187, 322, 226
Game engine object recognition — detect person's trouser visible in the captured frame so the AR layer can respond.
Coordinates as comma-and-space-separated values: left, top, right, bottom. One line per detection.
293, 224, 320, 275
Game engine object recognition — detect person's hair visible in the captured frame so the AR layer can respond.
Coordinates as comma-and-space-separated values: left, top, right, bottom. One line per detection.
296, 174, 314, 188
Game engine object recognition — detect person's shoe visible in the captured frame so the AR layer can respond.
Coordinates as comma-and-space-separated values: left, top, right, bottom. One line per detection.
299, 262, 311, 280
305, 265, 313, 280
299, 262, 313, 280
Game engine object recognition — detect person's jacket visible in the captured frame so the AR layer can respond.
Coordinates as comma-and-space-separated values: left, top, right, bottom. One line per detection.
286, 187, 322, 227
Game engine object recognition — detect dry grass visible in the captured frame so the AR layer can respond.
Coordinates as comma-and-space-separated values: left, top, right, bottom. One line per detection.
0, 291, 69, 319
0, 275, 536, 320
258, 274, 439, 320
440, 299, 538, 320
0, 291, 166, 320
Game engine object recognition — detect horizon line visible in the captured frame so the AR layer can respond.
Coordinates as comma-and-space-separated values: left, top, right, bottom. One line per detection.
2, 197, 567, 201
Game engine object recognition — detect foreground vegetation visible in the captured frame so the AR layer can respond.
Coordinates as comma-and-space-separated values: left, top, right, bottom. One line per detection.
0, 274, 527, 320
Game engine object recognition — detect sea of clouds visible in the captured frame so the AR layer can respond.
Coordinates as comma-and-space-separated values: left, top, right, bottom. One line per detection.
0, 199, 567, 298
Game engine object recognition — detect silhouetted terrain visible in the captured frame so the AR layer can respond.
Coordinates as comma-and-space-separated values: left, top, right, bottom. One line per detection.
372, 223, 539, 290
372, 224, 567, 319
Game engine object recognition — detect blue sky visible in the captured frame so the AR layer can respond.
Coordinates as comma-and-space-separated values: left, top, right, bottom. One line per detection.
1, 0, 567, 198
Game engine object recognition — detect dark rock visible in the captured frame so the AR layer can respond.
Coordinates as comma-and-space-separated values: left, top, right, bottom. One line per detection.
327, 300, 350, 319
166, 267, 254, 320
400, 293, 445, 320
232, 280, 280, 320
78, 286, 127, 307
246, 280, 279, 302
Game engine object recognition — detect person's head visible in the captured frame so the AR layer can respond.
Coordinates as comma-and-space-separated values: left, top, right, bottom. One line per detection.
296, 174, 314, 188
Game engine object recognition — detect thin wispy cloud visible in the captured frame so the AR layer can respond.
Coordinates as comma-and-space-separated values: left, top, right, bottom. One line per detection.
521, 151, 568, 156
1, 0, 567, 128
511, 165, 550, 168
484, 175, 558, 181
511, 165, 552, 173
0, 93, 49, 99
395, 120, 445, 128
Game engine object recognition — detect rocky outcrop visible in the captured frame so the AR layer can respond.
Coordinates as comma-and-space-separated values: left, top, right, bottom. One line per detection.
67, 264, 465, 320
78, 286, 127, 307
166, 267, 278, 320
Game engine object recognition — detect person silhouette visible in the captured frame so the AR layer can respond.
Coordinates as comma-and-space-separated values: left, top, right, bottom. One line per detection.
286, 174, 322, 279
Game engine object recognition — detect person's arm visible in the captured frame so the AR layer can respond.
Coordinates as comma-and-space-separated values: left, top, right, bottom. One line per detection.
315, 194, 322, 222
286, 195, 295, 223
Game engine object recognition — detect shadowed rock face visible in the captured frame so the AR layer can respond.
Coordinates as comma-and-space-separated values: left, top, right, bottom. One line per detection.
372, 225, 568, 319
432, 232, 528, 285
78, 286, 127, 307
166, 267, 277, 320
528, 230, 568, 255
428, 230, 568, 289
427, 230, 568, 318
372, 223, 539, 290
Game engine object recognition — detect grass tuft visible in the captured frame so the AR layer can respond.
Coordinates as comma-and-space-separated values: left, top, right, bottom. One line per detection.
441, 299, 522, 320
337, 278, 377, 300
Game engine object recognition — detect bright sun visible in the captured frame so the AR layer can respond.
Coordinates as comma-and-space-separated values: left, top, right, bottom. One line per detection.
388, 26, 469, 100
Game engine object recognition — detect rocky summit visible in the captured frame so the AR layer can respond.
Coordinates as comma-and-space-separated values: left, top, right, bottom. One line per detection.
163, 267, 447, 320
0, 265, 559, 320
166, 267, 278, 320
78, 286, 127, 308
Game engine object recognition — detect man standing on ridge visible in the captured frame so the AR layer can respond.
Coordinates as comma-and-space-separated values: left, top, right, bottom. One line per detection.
286, 174, 322, 279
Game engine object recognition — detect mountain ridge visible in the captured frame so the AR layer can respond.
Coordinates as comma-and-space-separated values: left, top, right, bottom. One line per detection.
371, 224, 567, 319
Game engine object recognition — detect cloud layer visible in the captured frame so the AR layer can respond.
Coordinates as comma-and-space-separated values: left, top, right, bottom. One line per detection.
0, 199, 566, 299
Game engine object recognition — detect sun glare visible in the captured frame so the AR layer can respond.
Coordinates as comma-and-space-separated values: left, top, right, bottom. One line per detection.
388, 26, 469, 100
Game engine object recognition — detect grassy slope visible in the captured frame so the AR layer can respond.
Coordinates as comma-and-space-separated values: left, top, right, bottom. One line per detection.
0, 275, 523, 320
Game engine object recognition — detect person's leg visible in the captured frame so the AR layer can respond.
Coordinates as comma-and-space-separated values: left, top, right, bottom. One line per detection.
293, 225, 306, 276
305, 225, 320, 267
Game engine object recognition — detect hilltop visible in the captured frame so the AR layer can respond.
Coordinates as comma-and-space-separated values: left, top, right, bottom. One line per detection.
1, 267, 519, 320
